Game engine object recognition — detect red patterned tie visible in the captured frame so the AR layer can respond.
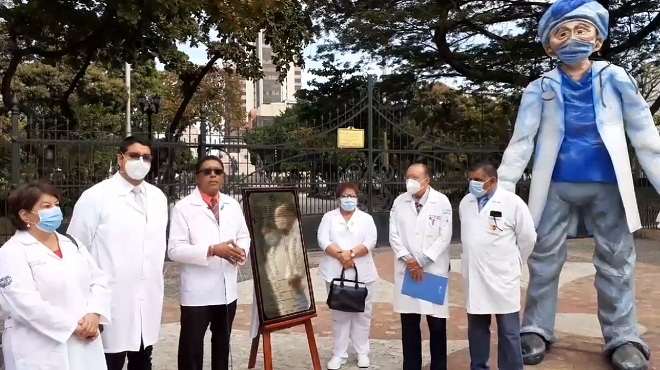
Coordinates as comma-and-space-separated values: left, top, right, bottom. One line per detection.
210, 198, 219, 223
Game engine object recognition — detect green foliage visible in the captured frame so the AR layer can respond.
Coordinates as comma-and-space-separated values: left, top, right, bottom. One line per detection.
160, 69, 245, 137
0, 0, 314, 134
244, 64, 516, 181
406, 83, 517, 145
309, 0, 660, 110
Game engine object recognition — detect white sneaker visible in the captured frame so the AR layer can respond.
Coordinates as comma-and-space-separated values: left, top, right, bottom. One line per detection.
357, 354, 370, 368
327, 356, 347, 370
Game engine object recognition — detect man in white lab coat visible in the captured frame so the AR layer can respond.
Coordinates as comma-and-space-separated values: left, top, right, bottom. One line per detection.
459, 162, 536, 370
168, 155, 250, 370
68, 136, 169, 370
389, 163, 453, 370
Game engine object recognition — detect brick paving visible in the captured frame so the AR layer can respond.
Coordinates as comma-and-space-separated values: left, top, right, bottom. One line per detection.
156, 235, 660, 369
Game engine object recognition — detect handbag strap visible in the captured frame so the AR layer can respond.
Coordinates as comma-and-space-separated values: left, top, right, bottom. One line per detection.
339, 266, 360, 288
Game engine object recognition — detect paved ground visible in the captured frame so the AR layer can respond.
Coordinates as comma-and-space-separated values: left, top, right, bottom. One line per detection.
154, 235, 660, 370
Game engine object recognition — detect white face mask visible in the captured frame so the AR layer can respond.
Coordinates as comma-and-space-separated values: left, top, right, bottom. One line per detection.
124, 158, 151, 181
339, 197, 357, 212
406, 179, 422, 195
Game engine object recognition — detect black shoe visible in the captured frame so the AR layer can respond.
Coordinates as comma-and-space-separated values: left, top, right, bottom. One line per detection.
521, 333, 547, 365
611, 343, 648, 370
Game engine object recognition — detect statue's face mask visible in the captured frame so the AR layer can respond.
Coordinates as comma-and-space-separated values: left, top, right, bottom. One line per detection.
545, 20, 603, 63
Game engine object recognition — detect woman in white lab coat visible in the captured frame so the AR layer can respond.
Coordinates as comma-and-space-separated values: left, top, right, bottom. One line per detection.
0, 182, 111, 370
317, 182, 378, 370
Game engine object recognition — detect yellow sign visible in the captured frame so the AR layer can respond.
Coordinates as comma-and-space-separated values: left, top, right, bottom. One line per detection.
337, 127, 365, 149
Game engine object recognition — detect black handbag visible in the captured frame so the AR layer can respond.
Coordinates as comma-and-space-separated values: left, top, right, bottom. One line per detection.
327, 266, 368, 313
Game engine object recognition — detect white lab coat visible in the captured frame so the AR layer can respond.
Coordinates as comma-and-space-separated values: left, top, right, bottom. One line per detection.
168, 188, 251, 306
389, 188, 452, 318
317, 208, 379, 283
0, 231, 111, 370
67, 173, 168, 353
318, 208, 378, 357
459, 188, 537, 314
499, 61, 660, 233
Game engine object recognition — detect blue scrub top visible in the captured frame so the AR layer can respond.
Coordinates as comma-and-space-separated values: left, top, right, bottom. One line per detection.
552, 68, 617, 184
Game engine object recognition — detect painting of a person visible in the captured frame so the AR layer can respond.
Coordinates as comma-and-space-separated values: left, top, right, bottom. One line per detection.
258, 202, 310, 319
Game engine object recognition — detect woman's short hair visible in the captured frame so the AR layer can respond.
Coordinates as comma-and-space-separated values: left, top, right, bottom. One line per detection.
7, 181, 62, 231
336, 182, 360, 198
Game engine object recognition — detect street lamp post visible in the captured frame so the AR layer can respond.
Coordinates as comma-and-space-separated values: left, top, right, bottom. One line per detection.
138, 95, 161, 140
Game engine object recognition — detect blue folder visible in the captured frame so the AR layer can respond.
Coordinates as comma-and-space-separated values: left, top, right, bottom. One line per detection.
401, 270, 448, 305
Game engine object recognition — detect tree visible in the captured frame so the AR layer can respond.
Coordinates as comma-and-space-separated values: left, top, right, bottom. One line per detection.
0, 1, 195, 113
245, 65, 515, 184
158, 69, 245, 138
0, 0, 314, 131
637, 64, 660, 115
139, 0, 314, 142
309, 0, 660, 112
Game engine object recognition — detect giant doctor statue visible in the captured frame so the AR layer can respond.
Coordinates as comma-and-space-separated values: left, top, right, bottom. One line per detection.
498, 1, 660, 370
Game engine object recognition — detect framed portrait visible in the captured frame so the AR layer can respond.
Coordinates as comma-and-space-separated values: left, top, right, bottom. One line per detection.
242, 187, 316, 325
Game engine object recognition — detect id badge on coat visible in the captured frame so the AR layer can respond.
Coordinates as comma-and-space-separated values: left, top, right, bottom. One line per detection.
428, 215, 443, 230
487, 223, 500, 235
428, 210, 449, 230
487, 218, 504, 235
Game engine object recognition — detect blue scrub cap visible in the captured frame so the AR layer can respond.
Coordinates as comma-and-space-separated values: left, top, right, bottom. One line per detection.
538, 0, 609, 46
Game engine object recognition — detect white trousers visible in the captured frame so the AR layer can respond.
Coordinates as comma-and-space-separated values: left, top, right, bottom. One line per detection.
326, 282, 374, 358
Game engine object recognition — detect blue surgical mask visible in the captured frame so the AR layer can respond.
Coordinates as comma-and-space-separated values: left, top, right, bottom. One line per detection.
339, 197, 357, 212
556, 39, 594, 65
469, 180, 488, 198
35, 206, 63, 233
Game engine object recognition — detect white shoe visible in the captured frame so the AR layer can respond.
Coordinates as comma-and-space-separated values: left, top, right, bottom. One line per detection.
327, 356, 347, 370
357, 354, 370, 368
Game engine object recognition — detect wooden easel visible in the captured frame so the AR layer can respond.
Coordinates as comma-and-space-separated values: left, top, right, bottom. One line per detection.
248, 314, 321, 370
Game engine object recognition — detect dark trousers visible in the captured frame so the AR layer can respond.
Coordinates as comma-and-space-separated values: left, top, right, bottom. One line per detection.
467, 312, 523, 370
178, 302, 237, 370
400, 314, 447, 370
105, 340, 153, 370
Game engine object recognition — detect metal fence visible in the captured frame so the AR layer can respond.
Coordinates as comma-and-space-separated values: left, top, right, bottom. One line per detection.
1, 77, 658, 245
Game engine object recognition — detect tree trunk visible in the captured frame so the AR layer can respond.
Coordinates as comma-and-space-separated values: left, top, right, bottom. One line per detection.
159, 54, 222, 188
651, 95, 660, 116
1, 49, 22, 112
166, 54, 221, 142
59, 55, 94, 130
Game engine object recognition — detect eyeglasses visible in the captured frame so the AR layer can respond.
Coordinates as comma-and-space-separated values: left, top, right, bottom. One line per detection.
123, 152, 153, 162
339, 194, 358, 198
552, 23, 597, 42
198, 168, 224, 176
